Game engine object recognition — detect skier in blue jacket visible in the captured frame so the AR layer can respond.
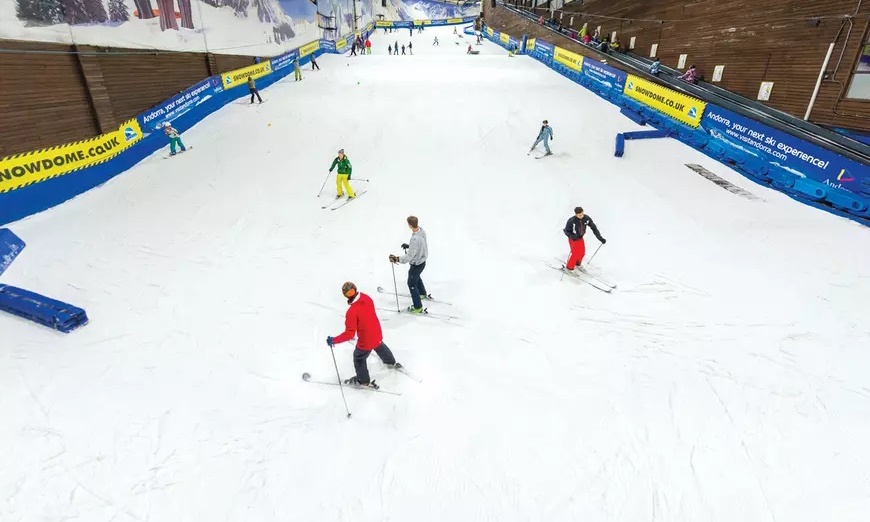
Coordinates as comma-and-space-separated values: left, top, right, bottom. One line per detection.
529, 120, 553, 156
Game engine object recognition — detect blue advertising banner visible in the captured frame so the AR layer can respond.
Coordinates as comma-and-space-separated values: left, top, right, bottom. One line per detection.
320, 39, 336, 53
701, 105, 870, 197
533, 40, 554, 61
430, 19, 447, 26
581, 59, 627, 93
271, 50, 299, 71
137, 77, 223, 134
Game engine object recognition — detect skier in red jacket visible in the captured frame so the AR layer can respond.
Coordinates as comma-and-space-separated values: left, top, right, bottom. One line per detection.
327, 282, 402, 387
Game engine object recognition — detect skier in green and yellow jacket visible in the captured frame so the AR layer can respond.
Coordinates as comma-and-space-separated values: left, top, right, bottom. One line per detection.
329, 149, 355, 199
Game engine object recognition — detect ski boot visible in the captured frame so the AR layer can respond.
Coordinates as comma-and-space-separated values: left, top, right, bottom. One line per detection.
344, 376, 379, 389
407, 306, 424, 314
386, 362, 404, 370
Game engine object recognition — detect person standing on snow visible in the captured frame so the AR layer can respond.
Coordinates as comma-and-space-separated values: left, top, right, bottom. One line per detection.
529, 119, 554, 156
293, 56, 303, 81
408, 41, 413, 55
329, 148, 355, 199
247, 76, 263, 104
563, 206, 606, 271
311, 53, 320, 70
327, 282, 403, 388
401, 44, 406, 55
365, 38, 372, 54
163, 122, 187, 156
394, 40, 399, 55
433, 36, 439, 46
389, 216, 429, 314
388, 44, 392, 55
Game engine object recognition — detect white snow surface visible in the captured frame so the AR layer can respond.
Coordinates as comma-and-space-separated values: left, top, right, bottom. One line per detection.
3, 26, 870, 522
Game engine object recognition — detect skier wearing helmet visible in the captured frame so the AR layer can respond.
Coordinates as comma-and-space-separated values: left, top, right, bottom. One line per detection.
327, 282, 403, 388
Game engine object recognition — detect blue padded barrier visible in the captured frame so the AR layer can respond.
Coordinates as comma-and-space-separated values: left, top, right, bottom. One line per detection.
792, 178, 828, 201
0, 228, 25, 277
620, 107, 646, 126
768, 168, 796, 189
826, 189, 870, 212
0, 284, 89, 333
623, 130, 672, 140
615, 133, 625, 157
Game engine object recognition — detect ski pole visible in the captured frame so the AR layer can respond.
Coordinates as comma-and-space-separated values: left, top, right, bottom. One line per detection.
391, 262, 401, 313
354, 178, 371, 182
586, 244, 603, 267
317, 172, 330, 197
329, 345, 352, 419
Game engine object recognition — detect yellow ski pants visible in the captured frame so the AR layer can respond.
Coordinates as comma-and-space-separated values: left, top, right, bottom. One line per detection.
336, 174, 355, 197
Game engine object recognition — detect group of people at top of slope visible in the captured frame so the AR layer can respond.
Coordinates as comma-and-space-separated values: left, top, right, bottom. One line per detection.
388, 41, 412, 55
350, 36, 372, 56
325, 124, 606, 389
384, 26, 422, 36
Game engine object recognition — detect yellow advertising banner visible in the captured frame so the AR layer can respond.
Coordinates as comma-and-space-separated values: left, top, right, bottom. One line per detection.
527, 38, 536, 50
336, 38, 347, 51
375, 20, 392, 27
486, 27, 494, 37
413, 19, 425, 26
221, 61, 272, 90
623, 74, 707, 127
447, 18, 463, 24
299, 40, 320, 57
553, 46, 583, 72
500, 33, 510, 45
0, 120, 143, 194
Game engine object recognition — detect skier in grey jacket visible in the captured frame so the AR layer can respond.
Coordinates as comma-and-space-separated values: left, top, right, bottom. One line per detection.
389, 215, 429, 313
529, 119, 554, 156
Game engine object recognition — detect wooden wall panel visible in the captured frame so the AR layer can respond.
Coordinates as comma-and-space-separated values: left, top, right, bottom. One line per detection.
95, 50, 211, 124
491, 0, 870, 132
0, 40, 256, 157
0, 41, 99, 157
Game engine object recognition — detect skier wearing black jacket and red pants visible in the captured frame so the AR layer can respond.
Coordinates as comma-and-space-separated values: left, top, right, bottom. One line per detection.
563, 206, 606, 270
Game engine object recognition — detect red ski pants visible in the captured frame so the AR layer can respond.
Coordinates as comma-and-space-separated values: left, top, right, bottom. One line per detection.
566, 237, 586, 270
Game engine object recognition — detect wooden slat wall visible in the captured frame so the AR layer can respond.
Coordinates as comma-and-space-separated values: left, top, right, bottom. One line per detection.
0, 41, 257, 157
0, 41, 99, 157
94, 49, 212, 124
491, 0, 870, 132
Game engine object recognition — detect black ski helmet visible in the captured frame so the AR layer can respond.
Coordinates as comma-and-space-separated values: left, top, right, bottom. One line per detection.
342, 281, 358, 299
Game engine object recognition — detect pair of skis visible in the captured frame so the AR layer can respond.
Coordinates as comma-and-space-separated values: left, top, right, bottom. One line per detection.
375, 287, 459, 321
527, 146, 553, 160
302, 364, 419, 396
321, 190, 367, 210
163, 145, 193, 159
547, 257, 616, 293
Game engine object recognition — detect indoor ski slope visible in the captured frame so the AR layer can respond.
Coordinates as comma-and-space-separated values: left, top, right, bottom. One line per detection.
2, 26, 870, 522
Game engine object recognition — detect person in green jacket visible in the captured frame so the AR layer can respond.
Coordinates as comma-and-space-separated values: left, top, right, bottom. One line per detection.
329, 149, 355, 199
294, 56, 303, 81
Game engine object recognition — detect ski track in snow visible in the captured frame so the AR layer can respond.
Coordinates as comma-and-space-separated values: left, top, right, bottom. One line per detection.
2, 26, 870, 522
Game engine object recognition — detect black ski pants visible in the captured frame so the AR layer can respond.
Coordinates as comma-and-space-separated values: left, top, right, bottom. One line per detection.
354, 343, 396, 383
407, 262, 427, 309
249, 88, 262, 103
